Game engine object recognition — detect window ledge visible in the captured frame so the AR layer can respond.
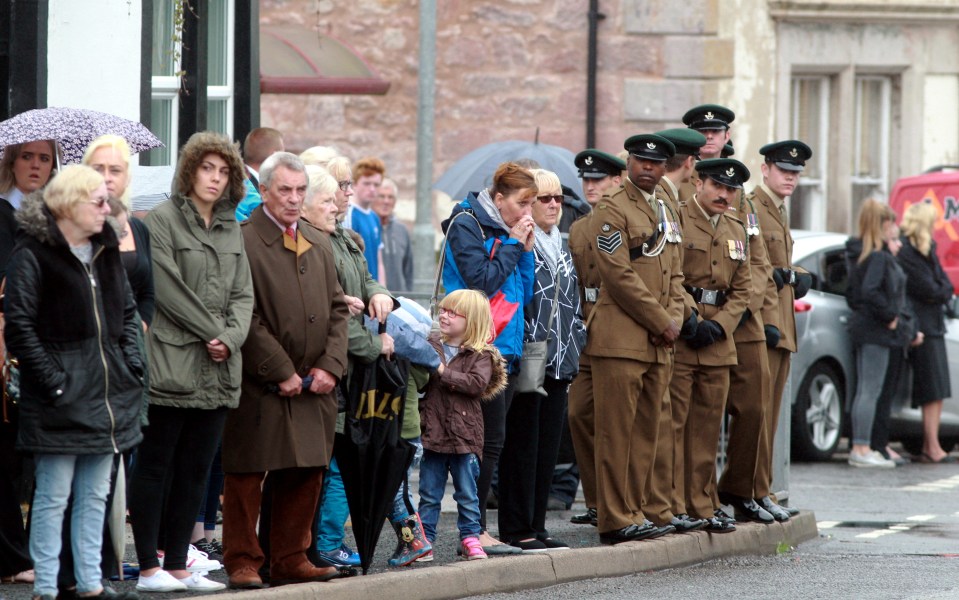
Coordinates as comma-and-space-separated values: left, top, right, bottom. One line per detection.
770, 1, 959, 24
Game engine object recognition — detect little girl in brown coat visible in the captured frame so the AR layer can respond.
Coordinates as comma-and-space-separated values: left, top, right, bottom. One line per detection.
418, 289, 507, 561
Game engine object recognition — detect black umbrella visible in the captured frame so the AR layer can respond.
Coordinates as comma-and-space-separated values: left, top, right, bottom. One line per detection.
433, 139, 581, 202
335, 324, 415, 574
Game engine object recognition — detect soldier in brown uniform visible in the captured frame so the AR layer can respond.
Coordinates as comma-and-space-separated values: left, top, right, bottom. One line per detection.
678, 104, 734, 203
752, 140, 814, 520
587, 134, 684, 544
669, 159, 752, 533
567, 149, 624, 527
656, 128, 706, 220
716, 153, 780, 524
638, 128, 710, 532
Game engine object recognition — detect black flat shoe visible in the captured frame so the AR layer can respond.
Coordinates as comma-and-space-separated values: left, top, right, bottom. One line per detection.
508, 538, 549, 553
536, 536, 570, 549
669, 513, 706, 532
720, 492, 774, 524
570, 507, 598, 526
757, 496, 791, 522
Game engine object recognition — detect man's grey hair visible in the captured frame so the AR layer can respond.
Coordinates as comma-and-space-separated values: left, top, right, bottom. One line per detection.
259, 151, 308, 190
380, 177, 398, 194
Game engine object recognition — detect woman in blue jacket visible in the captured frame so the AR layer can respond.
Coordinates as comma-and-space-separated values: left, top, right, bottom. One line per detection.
440, 162, 536, 553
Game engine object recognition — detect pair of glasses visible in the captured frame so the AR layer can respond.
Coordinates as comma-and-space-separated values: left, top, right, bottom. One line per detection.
536, 194, 563, 204
86, 197, 109, 208
338, 180, 354, 191
439, 308, 465, 319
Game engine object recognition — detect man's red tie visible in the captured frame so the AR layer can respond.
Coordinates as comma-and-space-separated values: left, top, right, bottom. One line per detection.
284, 225, 296, 241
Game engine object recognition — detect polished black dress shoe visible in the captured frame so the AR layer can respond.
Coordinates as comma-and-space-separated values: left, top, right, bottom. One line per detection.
599, 522, 660, 544
642, 519, 676, 539
719, 492, 774, 524
704, 516, 736, 533
570, 507, 598, 526
757, 496, 791, 522
669, 513, 706, 532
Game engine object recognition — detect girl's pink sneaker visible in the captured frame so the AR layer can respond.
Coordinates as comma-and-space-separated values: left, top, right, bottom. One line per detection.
460, 537, 488, 561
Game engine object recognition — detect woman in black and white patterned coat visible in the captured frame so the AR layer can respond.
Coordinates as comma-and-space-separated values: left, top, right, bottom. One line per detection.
497, 168, 587, 552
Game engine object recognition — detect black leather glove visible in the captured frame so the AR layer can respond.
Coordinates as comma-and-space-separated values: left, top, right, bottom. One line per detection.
764, 324, 781, 348
680, 310, 699, 340
772, 268, 785, 291
794, 272, 813, 298
688, 320, 725, 349
737, 308, 752, 329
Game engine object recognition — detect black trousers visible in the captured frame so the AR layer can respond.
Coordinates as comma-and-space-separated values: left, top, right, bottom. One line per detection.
497, 377, 569, 541
130, 405, 227, 571
477, 375, 516, 532
0, 407, 31, 577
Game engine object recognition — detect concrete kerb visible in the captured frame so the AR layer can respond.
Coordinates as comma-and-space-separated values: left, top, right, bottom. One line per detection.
241, 512, 818, 600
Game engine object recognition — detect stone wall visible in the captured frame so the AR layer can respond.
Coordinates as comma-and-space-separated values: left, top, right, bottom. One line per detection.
260, 0, 695, 224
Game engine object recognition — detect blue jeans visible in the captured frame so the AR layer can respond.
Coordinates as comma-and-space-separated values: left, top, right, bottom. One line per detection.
418, 450, 482, 542
315, 457, 350, 552
31, 453, 113, 597
389, 437, 423, 521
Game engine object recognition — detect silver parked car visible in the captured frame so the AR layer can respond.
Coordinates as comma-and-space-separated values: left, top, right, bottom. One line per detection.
789, 230, 959, 460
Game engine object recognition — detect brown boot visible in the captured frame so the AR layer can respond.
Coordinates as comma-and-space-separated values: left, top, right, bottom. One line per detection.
228, 566, 268, 590
270, 562, 340, 586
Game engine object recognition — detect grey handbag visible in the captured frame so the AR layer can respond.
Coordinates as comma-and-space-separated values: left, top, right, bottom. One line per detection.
514, 279, 560, 397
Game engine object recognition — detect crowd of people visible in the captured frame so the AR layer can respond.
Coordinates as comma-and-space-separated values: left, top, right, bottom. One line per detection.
0, 100, 953, 600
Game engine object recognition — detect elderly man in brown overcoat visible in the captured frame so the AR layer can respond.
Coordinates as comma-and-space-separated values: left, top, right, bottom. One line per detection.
222, 152, 350, 589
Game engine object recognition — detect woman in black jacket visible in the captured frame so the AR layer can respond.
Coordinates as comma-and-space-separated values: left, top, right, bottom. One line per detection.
844, 200, 917, 468
898, 202, 955, 463
4, 165, 143, 600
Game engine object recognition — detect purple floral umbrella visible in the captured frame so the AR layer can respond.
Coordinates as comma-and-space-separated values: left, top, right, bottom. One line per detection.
0, 106, 163, 165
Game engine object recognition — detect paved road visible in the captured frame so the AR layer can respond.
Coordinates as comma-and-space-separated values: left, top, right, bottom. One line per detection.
467, 449, 959, 599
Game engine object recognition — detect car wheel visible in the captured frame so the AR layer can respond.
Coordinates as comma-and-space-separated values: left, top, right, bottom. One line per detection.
791, 361, 844, 461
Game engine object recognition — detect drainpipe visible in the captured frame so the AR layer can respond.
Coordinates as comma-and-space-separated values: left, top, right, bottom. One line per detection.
586, 0, 605, 149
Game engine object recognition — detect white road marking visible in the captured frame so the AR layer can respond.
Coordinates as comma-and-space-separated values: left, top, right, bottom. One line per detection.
817, 521, 840, 529
906, 514, 937, 522
856, 523, 914, 539
900, 475, 959, 493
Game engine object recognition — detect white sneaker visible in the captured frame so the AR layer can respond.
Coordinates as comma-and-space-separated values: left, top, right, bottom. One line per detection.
136, 570, 189, 592
187, 544, 223, 572
178, 572, 226, 591
848, 450, 896, 468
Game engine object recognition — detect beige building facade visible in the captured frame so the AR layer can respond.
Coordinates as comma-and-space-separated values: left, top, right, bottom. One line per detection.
260, 0, 959, 233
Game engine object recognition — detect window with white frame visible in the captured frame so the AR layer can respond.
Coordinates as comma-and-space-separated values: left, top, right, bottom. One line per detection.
145, 0, 234, 166
206, 0, 234, 137
790, 75, 830, 231
851, 75, 894, 218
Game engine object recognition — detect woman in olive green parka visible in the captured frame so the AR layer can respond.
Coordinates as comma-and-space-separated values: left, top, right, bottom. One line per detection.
129, 132, 254, 590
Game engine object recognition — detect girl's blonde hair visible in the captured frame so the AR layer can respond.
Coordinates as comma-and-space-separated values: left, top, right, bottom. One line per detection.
856, 198, 896, 264
900, 201, 937, 257
530, 168, 561, 195
82, 134, 132, 208
439, 289, 494, 352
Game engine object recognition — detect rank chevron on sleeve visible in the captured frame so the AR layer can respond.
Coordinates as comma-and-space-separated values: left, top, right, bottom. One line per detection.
596, 230, 623, 255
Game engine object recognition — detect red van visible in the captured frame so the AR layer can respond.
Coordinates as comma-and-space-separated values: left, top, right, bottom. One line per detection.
888, 167, 959, 293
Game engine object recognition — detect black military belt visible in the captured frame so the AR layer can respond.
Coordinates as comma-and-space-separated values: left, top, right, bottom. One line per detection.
584, 287, 600, 303
776, 267, 798, 286
684, 285, 728, 306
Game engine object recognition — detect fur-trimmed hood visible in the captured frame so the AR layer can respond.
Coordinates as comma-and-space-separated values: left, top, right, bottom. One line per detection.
15, 190, 119, 249
481, 345, 508, 401
172, 131, 247, 208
